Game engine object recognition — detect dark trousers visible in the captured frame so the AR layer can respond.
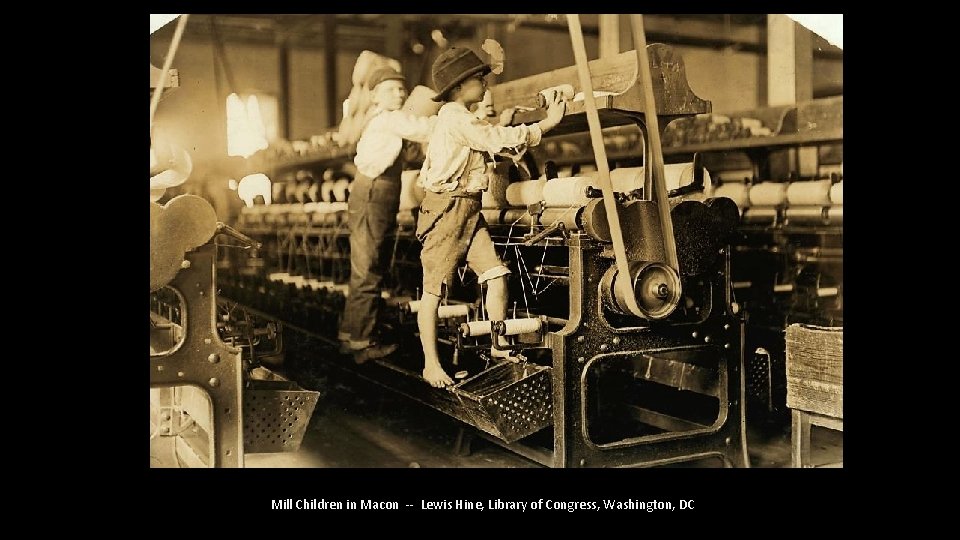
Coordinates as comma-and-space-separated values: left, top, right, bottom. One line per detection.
338, 174, 400, 345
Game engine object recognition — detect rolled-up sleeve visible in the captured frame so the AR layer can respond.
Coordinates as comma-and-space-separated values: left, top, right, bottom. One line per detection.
450, 112, 542, 154
384, 111, 437, 143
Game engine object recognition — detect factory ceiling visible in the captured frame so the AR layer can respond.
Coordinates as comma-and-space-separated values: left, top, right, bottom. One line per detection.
154, 14, 841, 60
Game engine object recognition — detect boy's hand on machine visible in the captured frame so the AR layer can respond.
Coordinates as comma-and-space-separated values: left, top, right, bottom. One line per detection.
498, 107, 517, 126
539, 93, 566, 132
423, 364, 454, 388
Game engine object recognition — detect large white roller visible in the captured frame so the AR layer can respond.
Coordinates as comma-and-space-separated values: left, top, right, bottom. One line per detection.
742, 207, 778, 224
749, 182, 788, 206
502, 209, 534, 226
480, 209, 504, 225
785, 206, 826, 224
540, 164, 712, 208
714, 183, 751, 209
610, 163, 711, 193
543, 176, 597, 207
539, 207, 582, 230
786, 180, 832, 205
482, 172, 511, 209
505, 178, 546, 206
608, 167, 645, 192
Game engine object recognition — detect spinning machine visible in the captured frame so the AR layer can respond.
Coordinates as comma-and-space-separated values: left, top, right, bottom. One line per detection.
218, 19, 751, 467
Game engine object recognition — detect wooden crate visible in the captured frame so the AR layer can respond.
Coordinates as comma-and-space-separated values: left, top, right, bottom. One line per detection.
786, 324, 842, 419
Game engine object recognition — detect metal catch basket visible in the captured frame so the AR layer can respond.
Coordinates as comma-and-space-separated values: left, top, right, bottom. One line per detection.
452, 362, 553, 443
243, 375, 319, 453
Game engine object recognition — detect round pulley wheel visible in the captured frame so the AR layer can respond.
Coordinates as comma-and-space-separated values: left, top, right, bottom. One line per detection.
631, 261, 682, 319
601, 261, 681, 319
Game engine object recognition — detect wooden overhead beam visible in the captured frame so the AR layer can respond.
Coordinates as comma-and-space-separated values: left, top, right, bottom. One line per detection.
599, 14, 620, 58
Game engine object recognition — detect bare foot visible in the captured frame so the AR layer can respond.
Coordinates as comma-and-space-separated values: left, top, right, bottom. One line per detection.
423, 363, 454, 388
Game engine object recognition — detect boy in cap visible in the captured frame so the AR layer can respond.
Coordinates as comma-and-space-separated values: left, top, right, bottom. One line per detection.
338, 67, 437, 364
416, 47, 566, 387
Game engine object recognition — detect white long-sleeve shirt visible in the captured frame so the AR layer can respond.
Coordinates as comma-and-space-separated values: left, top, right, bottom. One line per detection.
354, 108, 436, 179
418, 102, 542, 193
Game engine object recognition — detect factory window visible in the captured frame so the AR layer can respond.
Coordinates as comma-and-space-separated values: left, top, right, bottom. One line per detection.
226, 93, 279, 158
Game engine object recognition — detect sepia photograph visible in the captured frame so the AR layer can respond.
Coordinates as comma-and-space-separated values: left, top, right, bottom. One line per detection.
149, 14, 843, 476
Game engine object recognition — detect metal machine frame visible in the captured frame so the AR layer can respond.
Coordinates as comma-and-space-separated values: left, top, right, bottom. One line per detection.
151, 243, 245, 468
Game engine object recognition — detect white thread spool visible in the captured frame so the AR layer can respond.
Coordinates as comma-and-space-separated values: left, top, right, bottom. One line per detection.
320, 181, 335, 203
437, 305, 471, 319
830, 181, 843, 204
496, 318, 542, 336
786, 180, 832, 205
272, 182, 286, 204
406, 301, 470, 318
307, 182, 320, 202
460, 320, 493, 337
333, 179, 350, 202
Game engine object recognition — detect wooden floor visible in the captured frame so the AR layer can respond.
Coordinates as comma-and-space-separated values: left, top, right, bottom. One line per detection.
152, 363, 843, 468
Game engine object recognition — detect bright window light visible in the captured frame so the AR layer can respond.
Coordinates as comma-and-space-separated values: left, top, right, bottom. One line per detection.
226, 93, 279, 158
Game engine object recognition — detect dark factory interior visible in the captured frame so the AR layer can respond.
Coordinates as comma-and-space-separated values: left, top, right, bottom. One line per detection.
149, 14, 843, 480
